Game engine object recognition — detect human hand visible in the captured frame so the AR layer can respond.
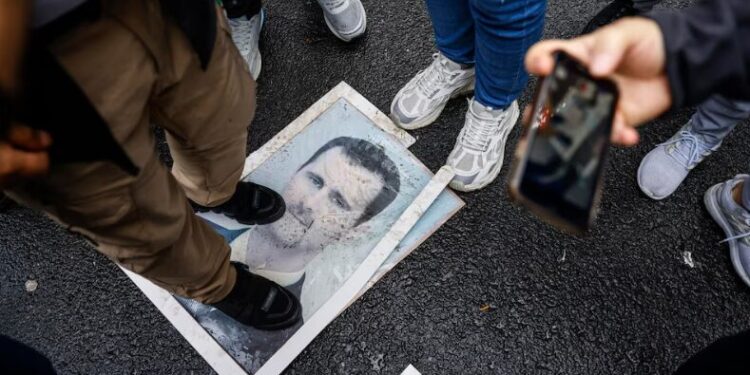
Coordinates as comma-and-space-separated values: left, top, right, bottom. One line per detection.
0, 125, 52, 188
525, 17, 671, 146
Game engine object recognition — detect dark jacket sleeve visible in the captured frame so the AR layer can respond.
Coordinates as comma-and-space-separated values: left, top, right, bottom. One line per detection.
647, 0, 750, 108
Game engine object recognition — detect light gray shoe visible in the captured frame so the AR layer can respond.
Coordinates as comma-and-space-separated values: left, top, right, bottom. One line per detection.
637, 121, 721, 200
704, 175, 750, 287
317, 0, 366, 42
447, 98, 520, 192
390, 53, 475, 130
228, 9, 265, 80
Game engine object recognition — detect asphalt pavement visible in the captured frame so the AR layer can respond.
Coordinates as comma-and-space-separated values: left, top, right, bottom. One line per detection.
4, 0, 750, 374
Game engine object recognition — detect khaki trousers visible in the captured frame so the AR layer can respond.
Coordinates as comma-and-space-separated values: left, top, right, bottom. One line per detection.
7, 0, 254, 303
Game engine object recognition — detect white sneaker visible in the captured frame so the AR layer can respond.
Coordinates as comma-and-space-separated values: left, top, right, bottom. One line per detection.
447, 98, 520, 192
229, 9, 265, 80
317, 0, 366, 42
390, 53, 475, 130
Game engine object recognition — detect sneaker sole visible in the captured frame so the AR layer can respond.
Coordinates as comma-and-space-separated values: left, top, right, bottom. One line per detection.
323, 3, 367, 42
448, 101, 520, 192
390, 81, 475, 131
704, 183, 750, 287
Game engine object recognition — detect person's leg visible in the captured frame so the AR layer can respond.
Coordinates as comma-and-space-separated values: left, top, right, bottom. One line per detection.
149, 3, 284, 227
690, 95, 750, 145
425, 0, 475, 65
151, 9, 255, 208
673, 330, 750, 374
6, 0, 236, 303
638, 95, 750, 200
470, 0, 545, 110
445, 0, 545, 192
389, 0, 476, 130
9, 0, 299, 330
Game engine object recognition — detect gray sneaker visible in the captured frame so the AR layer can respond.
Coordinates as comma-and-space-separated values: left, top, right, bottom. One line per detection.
704, 175, 750, 287
637, 121, 721, 200
447, 98, 520, 192
229, 8, 265, 80
390, 53, 475, 130
317, 0, 366, 42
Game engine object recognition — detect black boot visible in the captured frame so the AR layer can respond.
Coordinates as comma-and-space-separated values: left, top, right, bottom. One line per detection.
581, 0, 638, 35
211, 262, 302, 330
193, 181, 285, 225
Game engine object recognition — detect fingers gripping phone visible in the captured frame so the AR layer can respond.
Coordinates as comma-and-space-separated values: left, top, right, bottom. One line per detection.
510, 52, 619, 234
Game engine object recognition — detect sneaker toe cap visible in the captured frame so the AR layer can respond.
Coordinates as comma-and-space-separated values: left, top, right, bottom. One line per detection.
390, 97, 421, 127
324, 1, 366, 40
449, 173, 477, 189
390, 106, 416, 126
637, 148, 690, 200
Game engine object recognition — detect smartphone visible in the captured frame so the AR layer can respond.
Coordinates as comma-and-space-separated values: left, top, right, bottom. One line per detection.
509, 52, 619, 234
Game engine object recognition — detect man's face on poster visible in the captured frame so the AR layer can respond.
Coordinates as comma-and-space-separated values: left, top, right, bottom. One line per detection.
266, 146, 385, 250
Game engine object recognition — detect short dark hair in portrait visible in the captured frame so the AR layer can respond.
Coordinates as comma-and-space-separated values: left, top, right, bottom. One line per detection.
300, 136, 401, 226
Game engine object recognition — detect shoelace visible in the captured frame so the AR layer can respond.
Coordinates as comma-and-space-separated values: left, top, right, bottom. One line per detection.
415, 54, 451, 98
460, 100, 506, 151
229, 17, 252, 50
720, 231, 750, 244
719, 211, 750, 244
658, 130, 710, 169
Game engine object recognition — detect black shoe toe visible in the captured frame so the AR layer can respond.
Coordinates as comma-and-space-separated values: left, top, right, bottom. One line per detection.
210, 262, 302, 331
191, 181, 286, 225
250, 283, 302, 330
241, 182, 286, 225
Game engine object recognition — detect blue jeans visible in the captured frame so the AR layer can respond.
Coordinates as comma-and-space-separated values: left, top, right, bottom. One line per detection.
426, 0, 546, 110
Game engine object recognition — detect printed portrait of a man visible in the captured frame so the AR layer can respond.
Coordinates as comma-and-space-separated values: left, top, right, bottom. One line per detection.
178, 136, 402, 372
232, 136, 401, 303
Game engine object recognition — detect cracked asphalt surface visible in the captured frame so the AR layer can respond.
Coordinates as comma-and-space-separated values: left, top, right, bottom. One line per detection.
4, 0, 750, 374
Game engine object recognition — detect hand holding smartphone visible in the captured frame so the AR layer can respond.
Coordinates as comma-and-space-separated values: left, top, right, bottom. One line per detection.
510, 52, 619, 234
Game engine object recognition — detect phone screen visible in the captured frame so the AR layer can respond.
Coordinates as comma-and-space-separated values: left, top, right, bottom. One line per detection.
515, 54, 617, 231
